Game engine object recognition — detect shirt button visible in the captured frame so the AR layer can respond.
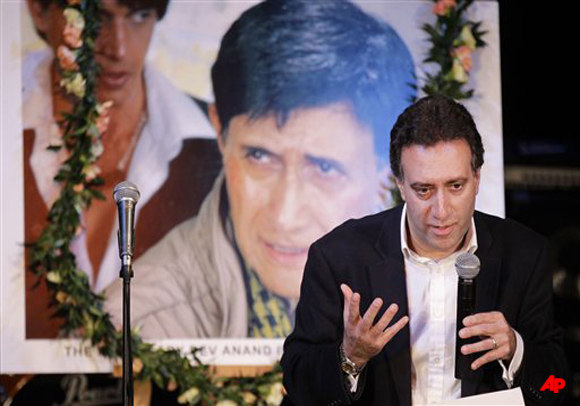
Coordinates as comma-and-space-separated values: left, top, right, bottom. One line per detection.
434, 357, 441, 364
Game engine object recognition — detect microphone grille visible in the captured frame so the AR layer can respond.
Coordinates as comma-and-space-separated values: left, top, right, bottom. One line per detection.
455, 252, 480, 279
114, 181, 140, 204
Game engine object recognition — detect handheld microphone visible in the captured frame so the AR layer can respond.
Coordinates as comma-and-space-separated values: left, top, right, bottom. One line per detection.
454, 252, 480, 379
114, 181, 140, 270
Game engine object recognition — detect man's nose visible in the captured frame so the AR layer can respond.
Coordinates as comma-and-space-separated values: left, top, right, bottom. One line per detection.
98, 20, 127, 60
268, 171, 307, 229
432, 190, 450, 220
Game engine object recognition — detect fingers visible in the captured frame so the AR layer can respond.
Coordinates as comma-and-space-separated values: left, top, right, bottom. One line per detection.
379, 314, 409, 346
461, 336, 501, 355
362, 298, 383, 329
340, 284, 408, 364
460, 311, 511, 340
459, 322, 496, 339
372, 303, 399, 333
459, 311, 517, 370
470, 347, 503, 370
341, 284, 360, 326
462, 311, 502, 327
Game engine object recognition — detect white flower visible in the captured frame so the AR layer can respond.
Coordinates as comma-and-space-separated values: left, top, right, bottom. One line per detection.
90, 140, 104, 159
60, 73, 86, 98
63, 8, 85, 31
46, 271, 62, 284
82, 165, 101, 181
177, 387, 200, 405
266, 382, 284, 406
459, 25, 477, 51
96, 100, 114, 115
451, 58, 468, 83
216, 400, 238, 406
242, 392, 257, 404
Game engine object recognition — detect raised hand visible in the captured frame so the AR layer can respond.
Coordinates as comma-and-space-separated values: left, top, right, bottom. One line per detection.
341, 283, 409, 367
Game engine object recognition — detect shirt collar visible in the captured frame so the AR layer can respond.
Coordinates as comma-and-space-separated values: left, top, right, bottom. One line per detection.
399, 203, 478, 264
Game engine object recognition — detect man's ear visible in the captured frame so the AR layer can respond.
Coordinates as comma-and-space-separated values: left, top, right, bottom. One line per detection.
208, 103, 225, 152
474, 169, 481, 195
27, 0, 50, 38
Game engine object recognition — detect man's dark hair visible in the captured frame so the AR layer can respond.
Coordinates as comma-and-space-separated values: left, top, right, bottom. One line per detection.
390, 95, 485, 180
211, 0, 416, 165
36, 0, 170, 19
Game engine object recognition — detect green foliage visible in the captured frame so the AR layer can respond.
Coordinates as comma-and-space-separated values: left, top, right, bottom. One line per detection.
421, 0, 487, 100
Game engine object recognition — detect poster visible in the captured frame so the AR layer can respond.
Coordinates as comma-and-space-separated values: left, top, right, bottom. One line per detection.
0, 0, 502, 373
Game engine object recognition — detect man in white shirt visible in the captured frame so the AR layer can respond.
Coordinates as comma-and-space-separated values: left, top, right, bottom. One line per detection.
282, 95, 568, 405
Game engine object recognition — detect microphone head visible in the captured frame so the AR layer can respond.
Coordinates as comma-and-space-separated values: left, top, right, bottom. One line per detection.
455, 252, 480, 280
114, 181, 140, 204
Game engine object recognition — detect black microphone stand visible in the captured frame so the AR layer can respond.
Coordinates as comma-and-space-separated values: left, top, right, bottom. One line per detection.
120, 258, 134, 406
113, 181, 140, 406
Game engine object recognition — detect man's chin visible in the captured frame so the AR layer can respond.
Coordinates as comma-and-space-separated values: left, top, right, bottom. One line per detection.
258, 272, 302, 300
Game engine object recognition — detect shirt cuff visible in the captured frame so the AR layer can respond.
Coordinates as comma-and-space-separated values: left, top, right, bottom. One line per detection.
498, 329, 524, 388
346, 372, 361, 393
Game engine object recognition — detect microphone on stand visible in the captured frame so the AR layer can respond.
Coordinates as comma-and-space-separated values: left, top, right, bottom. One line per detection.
114, 181, 140, 270
114, 181, 140, 406
454, 252, 480, 380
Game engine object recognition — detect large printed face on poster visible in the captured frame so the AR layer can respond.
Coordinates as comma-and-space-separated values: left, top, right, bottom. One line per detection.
0, 0, 503, 372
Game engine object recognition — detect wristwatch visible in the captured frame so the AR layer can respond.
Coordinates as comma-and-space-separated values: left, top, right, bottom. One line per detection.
339, 343, 365, 376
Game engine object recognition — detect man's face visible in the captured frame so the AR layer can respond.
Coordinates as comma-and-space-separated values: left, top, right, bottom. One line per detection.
396, 139, 480, 260
219, 104, 381, 299
30, 0, 157, 106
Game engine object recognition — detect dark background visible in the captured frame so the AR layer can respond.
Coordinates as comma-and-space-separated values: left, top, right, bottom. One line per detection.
499, 0, 580, 403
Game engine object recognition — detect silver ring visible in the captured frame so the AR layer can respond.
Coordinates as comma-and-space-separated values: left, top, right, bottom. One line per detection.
489, 336, 497, 350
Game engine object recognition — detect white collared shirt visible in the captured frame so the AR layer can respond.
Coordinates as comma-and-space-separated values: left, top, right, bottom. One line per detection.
400, 204, 524, 404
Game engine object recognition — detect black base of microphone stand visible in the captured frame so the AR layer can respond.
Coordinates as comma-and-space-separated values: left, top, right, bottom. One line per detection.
121, 264, 134, 406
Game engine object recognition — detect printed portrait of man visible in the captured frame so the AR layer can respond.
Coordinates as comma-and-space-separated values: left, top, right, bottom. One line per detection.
105, 0, 416, 339
21, 0, 218, 338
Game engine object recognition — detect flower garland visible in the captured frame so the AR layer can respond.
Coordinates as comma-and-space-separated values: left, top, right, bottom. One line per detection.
28, 1, 282, 405
421, 0, 486, 99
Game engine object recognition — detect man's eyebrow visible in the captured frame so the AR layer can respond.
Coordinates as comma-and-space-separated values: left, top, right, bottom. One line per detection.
128, 5, 155, 13
445, 177, 467, 185
410, 182, 433, 188
240, 144, 278, 156
99, 5, 154, 17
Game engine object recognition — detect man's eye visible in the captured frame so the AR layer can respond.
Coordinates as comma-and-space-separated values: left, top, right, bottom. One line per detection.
317, 161, 334, 174
416, 187, 431, 196
308, 157, 345, 178
130, 9, 155, 23
244, 147, 271, 163
451, 183, 464, 191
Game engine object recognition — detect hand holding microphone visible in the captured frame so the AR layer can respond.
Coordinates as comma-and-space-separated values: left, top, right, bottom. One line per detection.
459, 311, 517, 371
454, 253, 517, 378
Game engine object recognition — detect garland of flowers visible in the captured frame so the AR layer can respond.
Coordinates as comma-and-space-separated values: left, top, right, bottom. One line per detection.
421, 0, 486, 99
29, 0, 486, 404
28, 1, 282, 405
